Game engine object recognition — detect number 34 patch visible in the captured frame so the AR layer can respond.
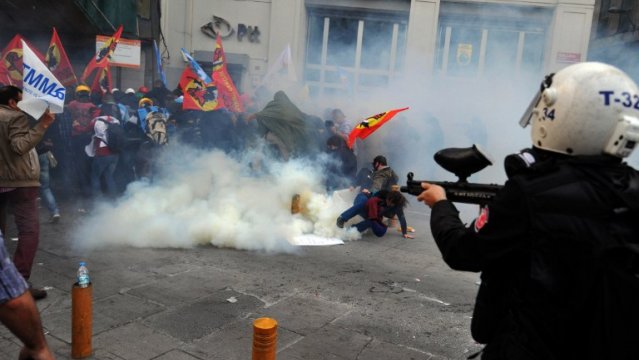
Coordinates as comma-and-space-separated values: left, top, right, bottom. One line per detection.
474, 207, 489, 233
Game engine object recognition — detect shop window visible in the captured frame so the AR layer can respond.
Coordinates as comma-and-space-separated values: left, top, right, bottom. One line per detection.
436, 3, 551, 80
305, 9, 407, 98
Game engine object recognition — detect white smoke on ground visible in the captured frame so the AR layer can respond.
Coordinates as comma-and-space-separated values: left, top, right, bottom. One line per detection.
72, 143, 362, 252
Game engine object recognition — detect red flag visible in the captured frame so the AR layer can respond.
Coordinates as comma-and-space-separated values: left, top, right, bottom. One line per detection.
46, 27, 78, 87
1, 34, 45, 87
81, 25, 123, 92
179, 66, 224, 111
0, 61, 13, 85
347, 107, 410, 149
91, 66, 112, 95
211, 35, 244, 113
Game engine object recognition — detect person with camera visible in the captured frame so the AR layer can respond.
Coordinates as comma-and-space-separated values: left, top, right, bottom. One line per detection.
417, 62, 639, 359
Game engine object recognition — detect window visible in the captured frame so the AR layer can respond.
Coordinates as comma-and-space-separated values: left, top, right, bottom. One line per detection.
305, 9, 407, 98
435, 4, 551, 80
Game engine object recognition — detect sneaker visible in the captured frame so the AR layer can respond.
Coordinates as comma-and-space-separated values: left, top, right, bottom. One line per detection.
28, 284, 47, 300
336, 216, 345, 229
49, 213, 60, 223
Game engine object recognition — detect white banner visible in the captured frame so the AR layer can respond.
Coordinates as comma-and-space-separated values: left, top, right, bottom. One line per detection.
19, 40, 65, 118
262, 44, 298, 84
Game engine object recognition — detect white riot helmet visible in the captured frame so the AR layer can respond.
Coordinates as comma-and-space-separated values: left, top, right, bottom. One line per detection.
519, 62, 639, 158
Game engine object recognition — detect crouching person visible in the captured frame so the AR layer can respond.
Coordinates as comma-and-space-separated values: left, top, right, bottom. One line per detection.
336, 190, 412, 238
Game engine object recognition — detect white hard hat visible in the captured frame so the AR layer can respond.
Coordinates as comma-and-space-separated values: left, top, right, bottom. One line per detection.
111, 88, 120, 94
125, 88, 136, 94
520, 62, 639, 158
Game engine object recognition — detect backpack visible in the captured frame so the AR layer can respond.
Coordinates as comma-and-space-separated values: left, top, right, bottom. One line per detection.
145, 111, 168, 145
99, 118, 126, 153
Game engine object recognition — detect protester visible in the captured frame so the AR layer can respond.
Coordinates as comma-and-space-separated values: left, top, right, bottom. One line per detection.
0, 85, 55, 300
0, 232, 55, 360
135, 98, 169, 181
330, 108, 352, 143
121, 88, 138, 112
66, 84, 98, 197
145, 80, 171, 108
416, 62, 639, 358
253, 91, 315, 161
36, 138, 60, 223
325, 134, 357, 191
85, 103, 121, 198
137, 86, 149, 100
360, 155, 399, 194
336, 189, 413, 238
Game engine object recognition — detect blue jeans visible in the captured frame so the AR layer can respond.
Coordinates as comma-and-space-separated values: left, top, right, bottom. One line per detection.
339, 193, 387, 237
38, 153, 59, 216
91, 154, 119, 197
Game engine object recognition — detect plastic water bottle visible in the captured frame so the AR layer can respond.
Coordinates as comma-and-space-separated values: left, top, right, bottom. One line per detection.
77, 262, 90, 288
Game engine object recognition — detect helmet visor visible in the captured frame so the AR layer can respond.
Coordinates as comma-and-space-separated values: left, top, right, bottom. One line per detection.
519, 90, 542, 128
519, 73, 555, 128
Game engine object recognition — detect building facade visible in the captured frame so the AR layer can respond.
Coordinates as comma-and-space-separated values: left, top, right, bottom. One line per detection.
161, 0, 595, 97
588, 0, 639, 79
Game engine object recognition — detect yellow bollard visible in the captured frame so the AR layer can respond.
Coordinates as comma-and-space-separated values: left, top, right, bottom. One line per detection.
71, 283, 93, 359
253, 317, 278, 360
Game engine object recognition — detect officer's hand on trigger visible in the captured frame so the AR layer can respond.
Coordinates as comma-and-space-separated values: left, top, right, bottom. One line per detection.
416, 182, 446, 208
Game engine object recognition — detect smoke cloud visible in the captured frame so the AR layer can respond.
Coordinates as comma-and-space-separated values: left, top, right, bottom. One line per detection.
72, 143, 362, 252
73, 3, 639, 250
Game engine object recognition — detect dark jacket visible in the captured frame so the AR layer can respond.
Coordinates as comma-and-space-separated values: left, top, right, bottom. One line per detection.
326, 147, 357, 189
370, 166, 398, 193
430, 155, 639, 359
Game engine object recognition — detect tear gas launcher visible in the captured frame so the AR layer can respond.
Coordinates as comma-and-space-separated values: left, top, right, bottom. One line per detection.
400, 145, 503, 206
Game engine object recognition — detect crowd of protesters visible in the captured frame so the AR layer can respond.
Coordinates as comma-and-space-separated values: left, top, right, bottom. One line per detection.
33, 81, 381, 208
0, 76, 416, 226
0, 79, 410, 323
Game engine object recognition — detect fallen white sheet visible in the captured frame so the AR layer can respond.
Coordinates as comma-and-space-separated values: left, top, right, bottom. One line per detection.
291, 234, 344, 246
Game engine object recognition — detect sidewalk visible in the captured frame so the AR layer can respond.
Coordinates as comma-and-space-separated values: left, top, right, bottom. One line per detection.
1, 202, 481, 360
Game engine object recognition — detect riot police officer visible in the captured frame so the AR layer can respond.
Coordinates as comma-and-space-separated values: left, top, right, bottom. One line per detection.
417, 62, 639, 359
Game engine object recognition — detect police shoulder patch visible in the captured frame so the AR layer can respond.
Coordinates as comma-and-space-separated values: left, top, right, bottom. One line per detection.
474, 206, 489, 233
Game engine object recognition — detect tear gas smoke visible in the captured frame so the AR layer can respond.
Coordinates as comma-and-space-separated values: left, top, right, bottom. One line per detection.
75, 3, 639, 248
72, 143, 362, 252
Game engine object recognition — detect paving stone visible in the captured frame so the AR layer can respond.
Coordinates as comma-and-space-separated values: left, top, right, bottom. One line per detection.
143, 289, 262, 342
184, 316, 302, 360
88, 267, 168, 301
93, 322, 181, 360
357, 338, 439, 360
127, 268, 236, 306
277, 324, 371, 360
257, 294, 352, 335
0, 336, 22, 359
152, 349, 204, 360
95, 293, 166, 324
41, 307, 121, 343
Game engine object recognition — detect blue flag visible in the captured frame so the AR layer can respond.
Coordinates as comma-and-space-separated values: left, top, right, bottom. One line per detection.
154, 40, 167, 87
180, 48, 212, 83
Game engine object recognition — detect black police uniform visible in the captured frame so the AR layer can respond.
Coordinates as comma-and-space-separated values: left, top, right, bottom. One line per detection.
429, 153, 639, 359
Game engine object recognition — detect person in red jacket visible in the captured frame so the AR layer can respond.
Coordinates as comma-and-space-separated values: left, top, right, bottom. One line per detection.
66, 84, 98, 196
